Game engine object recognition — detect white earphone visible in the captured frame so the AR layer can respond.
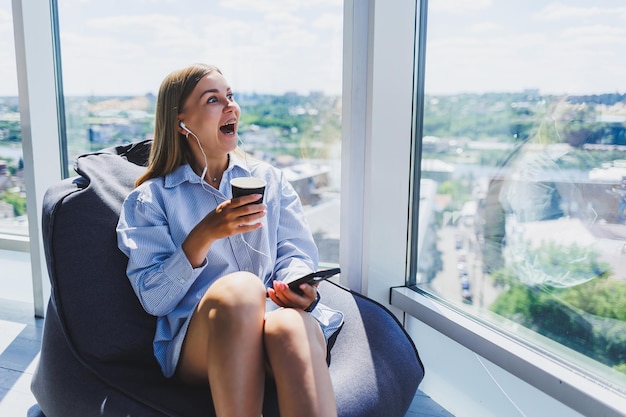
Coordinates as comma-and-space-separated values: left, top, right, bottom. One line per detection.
179, 120, 208, 181
179, 120, 191, 133
178, 119, 270, 266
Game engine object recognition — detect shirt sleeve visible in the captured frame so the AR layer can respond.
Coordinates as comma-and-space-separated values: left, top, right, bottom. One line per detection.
272, 171, 319, 283
116, 186, 204, 316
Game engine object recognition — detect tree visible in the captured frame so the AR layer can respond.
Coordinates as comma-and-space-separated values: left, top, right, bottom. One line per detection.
1, 190, 27, 216
489, 240, 626, 372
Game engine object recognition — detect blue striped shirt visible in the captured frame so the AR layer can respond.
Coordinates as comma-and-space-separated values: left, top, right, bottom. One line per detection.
116, 151, 343, 377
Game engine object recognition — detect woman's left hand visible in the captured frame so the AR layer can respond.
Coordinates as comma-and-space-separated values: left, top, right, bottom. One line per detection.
267, 280, 318, 310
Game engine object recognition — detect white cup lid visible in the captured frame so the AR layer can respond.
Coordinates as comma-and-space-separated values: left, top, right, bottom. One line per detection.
231, 177, 266, 188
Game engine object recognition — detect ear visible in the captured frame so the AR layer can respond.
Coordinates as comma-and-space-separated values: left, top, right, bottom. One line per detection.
177, 120, 189, 136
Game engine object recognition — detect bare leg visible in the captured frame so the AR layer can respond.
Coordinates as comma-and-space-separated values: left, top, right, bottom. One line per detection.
264, 308, 338, 417
177, 271, 267, 417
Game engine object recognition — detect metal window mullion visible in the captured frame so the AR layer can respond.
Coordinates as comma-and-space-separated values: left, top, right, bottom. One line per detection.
12, 0, 63, 317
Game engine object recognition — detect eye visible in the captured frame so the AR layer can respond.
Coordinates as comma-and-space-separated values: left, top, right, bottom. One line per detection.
206, 96, 218, 104
227, 92, 235, 101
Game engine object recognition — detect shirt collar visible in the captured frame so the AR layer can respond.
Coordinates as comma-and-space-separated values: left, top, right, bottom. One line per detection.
228, 150, 253, 175
163, 150, 252, 189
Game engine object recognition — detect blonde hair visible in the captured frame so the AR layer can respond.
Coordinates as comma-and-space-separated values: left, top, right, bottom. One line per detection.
136, 63, 222, 186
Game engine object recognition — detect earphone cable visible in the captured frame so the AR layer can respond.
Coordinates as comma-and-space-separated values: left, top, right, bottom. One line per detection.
186, 128, 272, 275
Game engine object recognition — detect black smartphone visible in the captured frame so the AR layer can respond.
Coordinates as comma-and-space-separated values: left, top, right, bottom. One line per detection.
287, 267, 341, 294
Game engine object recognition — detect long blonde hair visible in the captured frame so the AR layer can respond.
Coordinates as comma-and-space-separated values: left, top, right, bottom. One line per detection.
136, 63, 222, 186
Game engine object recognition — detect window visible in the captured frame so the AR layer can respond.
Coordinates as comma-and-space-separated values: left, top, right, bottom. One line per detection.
414, 0, 626, 393
56, 0, 343, 265
0, 0, 27, 240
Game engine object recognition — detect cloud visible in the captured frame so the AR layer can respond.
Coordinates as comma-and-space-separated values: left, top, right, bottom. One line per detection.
429, 0, 493, 14
4, 0, 343, 96
58, 8, 341, 96
0, 7, 11, 25
467, 22, 502, 34
0, 7, 18, 95
87, 14, 183, 32
560, 24, 626, 41
265, 11, 305, 25
218, 0, 338, 13
423, 1, 626, 95
426, 23, 626, 95
536, 3, 626, 21
312, 12, 342, 31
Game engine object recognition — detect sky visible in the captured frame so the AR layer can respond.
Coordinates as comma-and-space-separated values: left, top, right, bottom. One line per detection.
0, 0, 343, 96
425, 0, 626, 95
1, 0, 626, 97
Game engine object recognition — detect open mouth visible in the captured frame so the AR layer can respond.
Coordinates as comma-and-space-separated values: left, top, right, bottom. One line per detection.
220, 120, 237, 135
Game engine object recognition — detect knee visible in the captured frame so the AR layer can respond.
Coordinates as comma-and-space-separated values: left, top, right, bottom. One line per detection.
200, 271, 266, 317
217, 271, 266, 297
265, 309, 325, 352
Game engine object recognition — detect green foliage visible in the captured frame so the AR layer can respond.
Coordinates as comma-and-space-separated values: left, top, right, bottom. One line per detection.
0, 120, 22, 142
561, 276, 626, 321
437, 180, 463, 198
495, 240, 610, 289
601, 322, 626, 365
424, 93, 528, 141
614, 363, 626, 375
489, 240, 626, 368
488, 277, 533, 319
437, 179, 473, 212
1, 190, 27, 216
237, 93, 341, 160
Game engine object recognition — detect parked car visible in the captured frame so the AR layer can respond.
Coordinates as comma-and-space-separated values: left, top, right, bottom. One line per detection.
461, 289, 473, 304
461, 276, 470, 290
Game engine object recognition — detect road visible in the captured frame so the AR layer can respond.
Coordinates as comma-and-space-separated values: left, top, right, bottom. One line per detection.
429, 221, 501, 313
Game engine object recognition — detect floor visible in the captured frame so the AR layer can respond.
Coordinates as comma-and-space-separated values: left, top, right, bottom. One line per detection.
0, 249, 452, 417
0, 298, 42, 417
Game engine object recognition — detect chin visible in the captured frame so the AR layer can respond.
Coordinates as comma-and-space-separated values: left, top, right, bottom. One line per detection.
223, 138, 238, 153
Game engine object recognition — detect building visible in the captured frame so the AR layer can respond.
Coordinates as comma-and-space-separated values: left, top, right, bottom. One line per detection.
2, 1, 625, 416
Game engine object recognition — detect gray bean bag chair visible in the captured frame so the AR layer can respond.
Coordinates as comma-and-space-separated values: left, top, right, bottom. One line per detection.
31, 140, 424, 417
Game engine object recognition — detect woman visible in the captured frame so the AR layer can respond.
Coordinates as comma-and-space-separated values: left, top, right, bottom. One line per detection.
116, 63, 343, 417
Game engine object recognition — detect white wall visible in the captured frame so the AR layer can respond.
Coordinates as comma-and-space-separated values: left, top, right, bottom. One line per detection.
407, 317, 585, 417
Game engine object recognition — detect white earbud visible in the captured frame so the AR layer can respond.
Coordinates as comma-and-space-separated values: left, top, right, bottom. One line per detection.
179, 120, 208, 181
179, 120, 191, 133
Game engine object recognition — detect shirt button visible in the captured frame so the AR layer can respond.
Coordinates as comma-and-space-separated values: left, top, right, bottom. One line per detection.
179, 278, 185, 284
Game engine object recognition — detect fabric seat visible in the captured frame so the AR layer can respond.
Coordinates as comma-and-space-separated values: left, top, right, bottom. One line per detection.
31, 140, 425, 417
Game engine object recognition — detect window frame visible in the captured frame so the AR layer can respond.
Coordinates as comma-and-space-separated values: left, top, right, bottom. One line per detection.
388, 1, 626, 416
391, 287, 626, 416
12, 0, 62, 317
339, 0, 414, 313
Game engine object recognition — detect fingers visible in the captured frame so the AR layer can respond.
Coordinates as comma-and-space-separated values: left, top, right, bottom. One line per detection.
267, 288, 284, 307
215, 193, 261, 212
212, 196, 266, 231
230, 193, 264, 208
269, 280, 317, 310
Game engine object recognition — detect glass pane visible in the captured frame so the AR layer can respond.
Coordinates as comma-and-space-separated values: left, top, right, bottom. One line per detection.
417, 0, 626, 390
57, 0, 342, 265
0, 0, 27, 237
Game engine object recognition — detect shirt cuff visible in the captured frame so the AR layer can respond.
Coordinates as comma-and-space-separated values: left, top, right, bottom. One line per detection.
304, 291, 321, 312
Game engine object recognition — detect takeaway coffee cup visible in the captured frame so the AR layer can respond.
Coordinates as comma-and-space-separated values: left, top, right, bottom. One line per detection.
231, 177, 266, 205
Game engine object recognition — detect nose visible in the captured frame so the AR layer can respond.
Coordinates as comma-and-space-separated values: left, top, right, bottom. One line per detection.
223, 98, 238, 112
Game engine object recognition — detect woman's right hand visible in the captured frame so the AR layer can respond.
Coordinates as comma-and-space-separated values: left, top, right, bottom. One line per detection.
209, 193, 266, 236
183, 194, 266, 267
